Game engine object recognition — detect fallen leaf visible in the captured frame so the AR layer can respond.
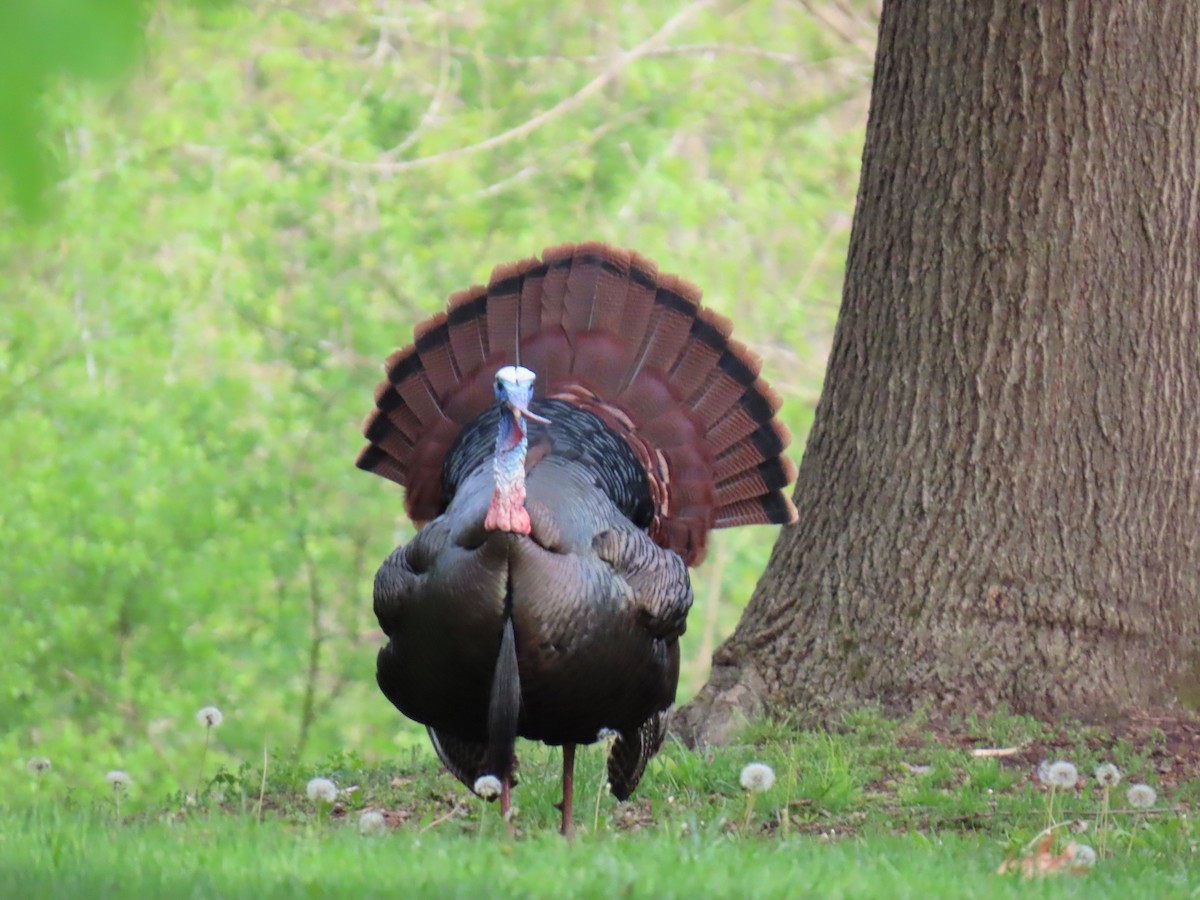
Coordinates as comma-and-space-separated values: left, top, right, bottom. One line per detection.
997, 835, 1091, 878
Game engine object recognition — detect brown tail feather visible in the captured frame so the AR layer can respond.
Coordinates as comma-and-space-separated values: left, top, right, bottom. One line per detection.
587, 247, 632, 334
447, 288, 489, 375
669, 310, 730, 400
413, 313, 459, 397
356, 242, 798, 564
714, 491, 798, 528
562, 241, 610, 337
518, 261, 547, 346
485, 260, 529, 362
538, 244, 574, 330
617, 255, 660, 386
384, 347, 448, 428
688, 342, 762, 427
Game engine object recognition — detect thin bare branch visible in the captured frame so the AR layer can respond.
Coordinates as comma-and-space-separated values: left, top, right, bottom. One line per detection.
455, 104, 649, 202
286, 0, 720, 174
390, 39, 842, 69
791, 0, 876, 56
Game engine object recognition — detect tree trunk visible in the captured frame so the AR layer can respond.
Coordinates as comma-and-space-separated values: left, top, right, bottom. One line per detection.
677, 0, 1200, 745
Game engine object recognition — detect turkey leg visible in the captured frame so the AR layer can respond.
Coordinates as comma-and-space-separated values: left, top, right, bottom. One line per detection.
558, 743, 576, 839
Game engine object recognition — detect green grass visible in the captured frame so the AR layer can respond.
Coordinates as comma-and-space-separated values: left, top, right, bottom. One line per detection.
5, 712, 1197, 899
10, 816, 1193, 900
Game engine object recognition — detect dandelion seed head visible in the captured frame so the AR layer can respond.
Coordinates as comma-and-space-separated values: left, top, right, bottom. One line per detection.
1038, 760, 1078, 788
1071, 843, 1097, 867
358, 810, 386, 835
1093, 763, 1121, 787
306, 777, 337, 803
473, 775, 502, 799
196, 706, 224, 728
739, 762, 776, 793
26, 757, 51, 776
1126, 783, 1156, 809
105, 770, 132, 792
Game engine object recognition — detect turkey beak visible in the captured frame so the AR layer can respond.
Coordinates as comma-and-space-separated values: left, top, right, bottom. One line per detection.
510, 399, 551, 425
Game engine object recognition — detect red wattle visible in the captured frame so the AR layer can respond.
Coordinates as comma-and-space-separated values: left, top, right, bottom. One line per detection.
485, 487, 532, 535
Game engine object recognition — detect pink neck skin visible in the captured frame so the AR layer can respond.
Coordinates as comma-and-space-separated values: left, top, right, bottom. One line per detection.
485, 411, 532, 535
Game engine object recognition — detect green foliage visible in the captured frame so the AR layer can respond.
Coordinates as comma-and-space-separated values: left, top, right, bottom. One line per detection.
0, 0, 156, 214
0, 0, 876, 798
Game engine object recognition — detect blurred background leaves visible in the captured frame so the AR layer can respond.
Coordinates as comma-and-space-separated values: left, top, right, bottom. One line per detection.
1, 0, 150, 214
0, 0, 876, 800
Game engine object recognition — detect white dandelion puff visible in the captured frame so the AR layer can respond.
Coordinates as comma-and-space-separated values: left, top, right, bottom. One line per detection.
1094, 763, 1121, 787
1126, 783, 1156, 809
1049, 761, 1078, 787
1071, 843, 1097, 867
306, 777, 337, 803
358, 810, 386, 835
473, 775, 502, 799
105, 770, 132, 792
196, 706, 224, 728
739, 762, 776, 793
1038, 760, 1078, 788
26, 757, 51, 776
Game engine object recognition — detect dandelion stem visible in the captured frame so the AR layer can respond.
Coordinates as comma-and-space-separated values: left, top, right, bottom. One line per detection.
195, 724, 211, 801
742, 792, 757, 834
257, 741, 269, 823
1127, 811, 1144, 856
1097, 786, 1110, 857
1044, 784, 1057, 830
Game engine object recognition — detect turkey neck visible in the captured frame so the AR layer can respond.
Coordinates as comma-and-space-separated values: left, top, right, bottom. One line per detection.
485, 409, 531, 534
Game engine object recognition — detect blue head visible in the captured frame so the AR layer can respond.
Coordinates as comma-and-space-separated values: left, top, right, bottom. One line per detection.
493, 365, 550, 430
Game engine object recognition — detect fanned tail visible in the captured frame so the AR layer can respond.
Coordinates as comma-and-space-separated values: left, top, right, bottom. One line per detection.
356, 242, 799, 563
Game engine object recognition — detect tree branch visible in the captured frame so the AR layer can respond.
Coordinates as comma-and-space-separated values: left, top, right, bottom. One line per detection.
282, 0, 720, 174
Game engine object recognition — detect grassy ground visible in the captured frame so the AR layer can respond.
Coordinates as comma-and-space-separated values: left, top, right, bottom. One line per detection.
4, 710, 1197, 898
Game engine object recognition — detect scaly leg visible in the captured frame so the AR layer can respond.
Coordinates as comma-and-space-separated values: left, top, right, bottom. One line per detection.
559, 743, 576, 839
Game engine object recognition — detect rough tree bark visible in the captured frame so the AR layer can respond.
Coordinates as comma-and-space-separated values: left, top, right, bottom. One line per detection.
677, 1, 1200, 745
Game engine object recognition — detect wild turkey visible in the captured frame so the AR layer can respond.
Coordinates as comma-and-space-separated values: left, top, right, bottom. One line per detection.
357, 242, 797, 836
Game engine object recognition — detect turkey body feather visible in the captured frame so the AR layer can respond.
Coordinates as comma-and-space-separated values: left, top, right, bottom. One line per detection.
374, 401, 689, 748
358, 243, 797, 834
